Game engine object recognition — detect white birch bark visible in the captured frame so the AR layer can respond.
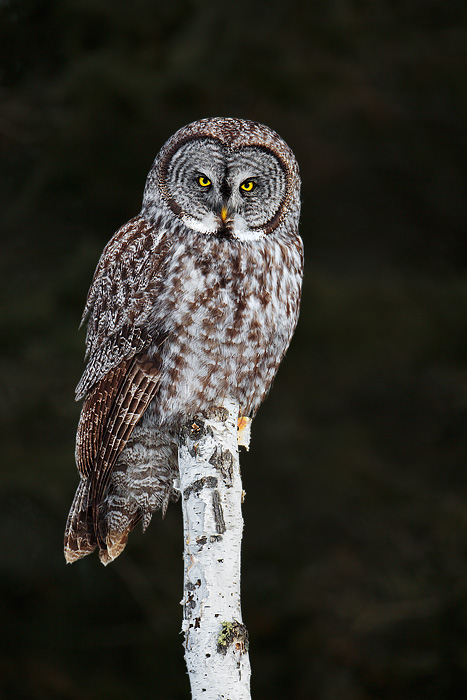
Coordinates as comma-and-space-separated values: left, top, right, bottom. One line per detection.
178, 398, 251, 700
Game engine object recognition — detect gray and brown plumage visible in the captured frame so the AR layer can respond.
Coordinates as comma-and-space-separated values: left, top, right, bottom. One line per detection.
65, 117, 303, 565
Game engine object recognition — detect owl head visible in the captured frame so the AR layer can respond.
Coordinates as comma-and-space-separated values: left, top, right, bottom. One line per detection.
142, 118, 300, 241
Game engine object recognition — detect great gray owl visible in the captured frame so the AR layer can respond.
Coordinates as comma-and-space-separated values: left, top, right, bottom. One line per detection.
65, 117, 303, 565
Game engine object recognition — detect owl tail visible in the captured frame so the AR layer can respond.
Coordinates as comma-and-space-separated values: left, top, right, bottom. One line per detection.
95, 427, 180, 566
64, 476, 135, 566
96, 478, 175, 567
98, 524, 132, 567
64, 478, 98, 563
64, 472, 173, 566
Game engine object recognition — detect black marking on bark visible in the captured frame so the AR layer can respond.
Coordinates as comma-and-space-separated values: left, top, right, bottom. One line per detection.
212, 490, 226, 534
209, 447, 234, 486
189, 420, 203, 437
180, 417, 214, 456
185, 578, 201, 591
183, 579, 202, 619
181, 418, 205, 439
183, 476, 218, 500
184, 592, 196, 618
204, 405, 230, 423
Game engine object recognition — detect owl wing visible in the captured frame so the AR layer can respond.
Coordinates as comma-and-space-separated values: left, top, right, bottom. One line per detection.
74, 215, 169, 487
76, 353, 162, 499
75, 215, 168, 400
66, 353, 162, 562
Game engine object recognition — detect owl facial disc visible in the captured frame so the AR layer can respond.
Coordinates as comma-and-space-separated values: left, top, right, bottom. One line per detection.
155, 136, 290, 240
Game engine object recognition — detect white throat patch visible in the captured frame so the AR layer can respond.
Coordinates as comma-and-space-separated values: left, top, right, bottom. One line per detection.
182, 212, 265, 241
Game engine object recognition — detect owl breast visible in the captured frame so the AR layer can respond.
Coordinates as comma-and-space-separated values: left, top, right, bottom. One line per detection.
144, 226, 302, 428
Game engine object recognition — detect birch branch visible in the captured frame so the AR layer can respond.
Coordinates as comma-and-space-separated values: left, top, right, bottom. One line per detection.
179, 398, 251, 700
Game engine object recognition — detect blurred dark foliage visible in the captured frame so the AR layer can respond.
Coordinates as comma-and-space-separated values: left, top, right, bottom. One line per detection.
1, 0, 466, 698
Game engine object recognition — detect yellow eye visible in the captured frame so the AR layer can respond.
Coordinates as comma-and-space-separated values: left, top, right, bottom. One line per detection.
240, 179, 255, 192
198, 175, 212, 187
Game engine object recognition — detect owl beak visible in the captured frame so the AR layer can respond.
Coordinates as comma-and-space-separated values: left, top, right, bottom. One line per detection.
220, 207, 228, 223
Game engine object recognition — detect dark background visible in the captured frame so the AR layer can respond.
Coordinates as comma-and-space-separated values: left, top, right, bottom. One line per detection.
1, 1, 466, 698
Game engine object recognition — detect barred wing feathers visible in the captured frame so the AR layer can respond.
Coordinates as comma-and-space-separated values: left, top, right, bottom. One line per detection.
65, 216, 168, 563
76, 216, 166, 400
